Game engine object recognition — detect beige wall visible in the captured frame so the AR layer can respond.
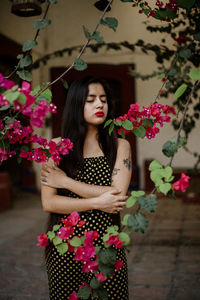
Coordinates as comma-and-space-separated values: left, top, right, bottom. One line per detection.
0, 0, 199, 189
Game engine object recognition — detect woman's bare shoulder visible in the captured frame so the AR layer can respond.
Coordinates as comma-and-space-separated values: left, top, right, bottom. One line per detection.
117, 138, 131, 151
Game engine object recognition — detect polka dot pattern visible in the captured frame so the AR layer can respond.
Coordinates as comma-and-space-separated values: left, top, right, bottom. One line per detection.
45, 156, 129, 299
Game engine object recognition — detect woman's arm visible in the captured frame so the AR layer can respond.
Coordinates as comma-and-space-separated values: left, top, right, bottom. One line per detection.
41, 138, 132, 198
41, 183, 127, 214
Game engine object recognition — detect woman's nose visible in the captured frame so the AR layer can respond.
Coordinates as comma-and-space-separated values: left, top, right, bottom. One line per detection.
96, 97, 103, 107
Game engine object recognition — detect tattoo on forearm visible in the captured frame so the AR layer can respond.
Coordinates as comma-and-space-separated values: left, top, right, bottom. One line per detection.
123, 153, 132, 170
112, 168, 120, 177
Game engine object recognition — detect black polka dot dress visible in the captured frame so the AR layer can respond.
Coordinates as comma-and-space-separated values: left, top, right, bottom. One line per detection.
45, 156, 129, 299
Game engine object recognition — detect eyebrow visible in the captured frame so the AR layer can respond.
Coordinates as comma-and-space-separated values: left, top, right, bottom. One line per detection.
87, 94, 107, 97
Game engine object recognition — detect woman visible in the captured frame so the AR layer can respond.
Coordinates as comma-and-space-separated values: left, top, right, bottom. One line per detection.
41, 76, 132, 299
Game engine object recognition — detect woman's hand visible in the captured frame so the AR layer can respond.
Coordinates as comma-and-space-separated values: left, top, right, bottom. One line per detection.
95, 189, 128, 214
41, 161, 67, 189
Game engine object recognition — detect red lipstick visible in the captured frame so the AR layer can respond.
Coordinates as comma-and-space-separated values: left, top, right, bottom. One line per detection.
95, 111, 104, 117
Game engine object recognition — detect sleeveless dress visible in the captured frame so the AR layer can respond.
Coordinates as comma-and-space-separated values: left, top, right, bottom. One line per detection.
45, 156, 129, 299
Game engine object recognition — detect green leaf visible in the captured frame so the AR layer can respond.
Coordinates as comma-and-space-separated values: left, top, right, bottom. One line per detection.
121, 214, 131, 226
19, 55, 32, 68
149, 160, 163, 171
99, 263, 115, 277
17, 93, 26, 105
77, 285, 91, 299
0, 105, 9, 111
70, 236, 82, 247
194, 32, 200, 41
32, 18, 51, 30
168, 68, 178, 76
62, 79, 69, 89
48, 0, 57, 3
162, 166, 173, 181
22, 40, 38, 52
96, 287, 108, 300
179, 49, 191, 59
174, 84, 188, 100
158, 73, 165, 79
120, 128, 126, 139
56, 242, 68, 255
5, 91, 20, 103
16, 70, 32, 82
53, 224, 61, 232
4, 117, 15, 124
138, 194, 157, 213
39, 88, 52, 103
134, 126, 146, 138
90, 278, 101, 289
128, 212, 148, 234
47, 231, 55, 242
102, 233, 109, 243
53, 235, 62, 246
126, 196, 137, 208
107, 225, 119, 234
91, 31, 104, 44
162, 141, 178, 157
100, 17, 118, 32
104, 119, 112, 128
74, 58, 88, 71
109, 122, 114, 135
159, 183, 172, 195
189, 68, 200, 81
118, 232, 130, 246
150, 169, 164, 186
131, 190, 145, 198
165, 81, 173, 89
122, 120, 133, 130
17, 54, 23, 59
83, 25, 91, 39
176, 0, 196, 9
114, 120, 122, 126
99, 248, 117, 265
142, 118, 154, 128
156, 8, 177, 19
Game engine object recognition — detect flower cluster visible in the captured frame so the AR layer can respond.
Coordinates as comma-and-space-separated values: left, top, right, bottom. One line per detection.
173, 172, 190, 192
37, 211, 125, 299
132, 0, 179, 20
0, 74, 73, 164
115, 102, 176, 139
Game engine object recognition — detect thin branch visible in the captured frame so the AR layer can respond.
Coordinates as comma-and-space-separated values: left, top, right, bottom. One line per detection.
5, 1, 51, 79
168, 80, 199, 166
35, 0, 114, 97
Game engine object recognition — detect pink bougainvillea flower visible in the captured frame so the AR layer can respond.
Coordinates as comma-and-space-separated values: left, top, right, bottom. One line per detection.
36, 233, 49, 247
105, 234, 119, 245
82, 245, 96, 261
69, 291, 79, 300
95, 272, 108, 282
115, 259, 124, 271
57, 226, 73, 240
67, 241, 75, 252
67, 211, 80, 226
173, 172, 190, 192
0, 148, 8, 162
74, 246, 85, 261
78, 220, 86, 227
82, 260, 99, 273
114, 239, 124, 249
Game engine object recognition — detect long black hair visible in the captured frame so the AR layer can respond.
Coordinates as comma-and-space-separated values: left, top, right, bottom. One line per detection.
59, 76, 118, 177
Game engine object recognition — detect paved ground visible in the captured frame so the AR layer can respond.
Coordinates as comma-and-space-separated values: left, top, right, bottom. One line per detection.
0, 190, 200, 300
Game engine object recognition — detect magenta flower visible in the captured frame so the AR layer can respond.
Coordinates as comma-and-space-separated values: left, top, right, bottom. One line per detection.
69, 292, 79, 300
37, 233, 49, 247
67, 211, 80, 226
115, 260, 124, 271
95, 272, 107, 282
82, 260, 99, 273
173, 172, 190, 192
57, 226, 73, 240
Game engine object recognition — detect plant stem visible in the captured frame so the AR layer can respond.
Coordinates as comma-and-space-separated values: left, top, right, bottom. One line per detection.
35, 0, 114, 97
5, 1, 51, 79
168, 80, 199, 166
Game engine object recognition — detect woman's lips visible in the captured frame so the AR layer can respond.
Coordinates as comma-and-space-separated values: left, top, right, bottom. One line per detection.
95, 112, 104, 117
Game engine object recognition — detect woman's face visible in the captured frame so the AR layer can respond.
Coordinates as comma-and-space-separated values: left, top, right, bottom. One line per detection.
84, 83, 108, 126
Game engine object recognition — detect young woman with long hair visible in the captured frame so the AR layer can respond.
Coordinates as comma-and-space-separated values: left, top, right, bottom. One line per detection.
41, 76, 132, 299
